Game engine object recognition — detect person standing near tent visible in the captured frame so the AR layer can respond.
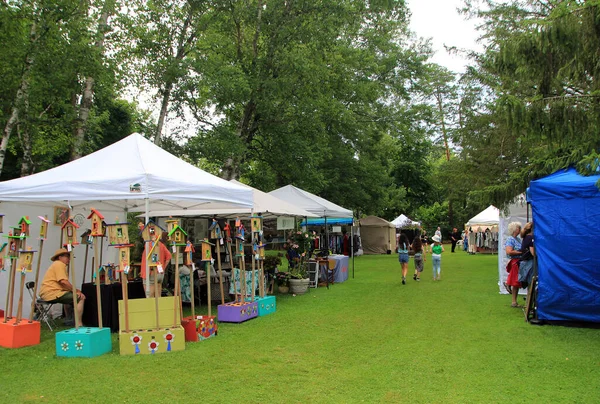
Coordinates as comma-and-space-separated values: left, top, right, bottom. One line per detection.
463, 228, 469, 252
504, 222, 522, 307
397, 233, 410, 285
342, 229, 350, 256
450, 228, 460, 252
411, 234, 425, 281
421, 229, 430, 253
435, 227, 442, 242
519, 222, 535, 289
141, 231, 172, 298
431, 235, 444, 280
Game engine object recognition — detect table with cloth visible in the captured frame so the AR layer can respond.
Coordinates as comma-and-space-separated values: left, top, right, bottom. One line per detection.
81, 281, 146, 332
317, 255, 350, 284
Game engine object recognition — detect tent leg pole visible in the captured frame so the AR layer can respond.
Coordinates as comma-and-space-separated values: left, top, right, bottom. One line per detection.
144, 198, 150, 298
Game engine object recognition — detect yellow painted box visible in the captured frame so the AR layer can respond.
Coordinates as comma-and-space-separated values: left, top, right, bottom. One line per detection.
119, 327, 185, 355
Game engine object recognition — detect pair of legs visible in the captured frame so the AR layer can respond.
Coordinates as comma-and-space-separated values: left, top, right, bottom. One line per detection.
147, 271, 165, 298
51, 292, 85, 326
413, 255, 424, 280
511, 286, 520, 307
399, 253, 409, 284
432, 256, 441, 280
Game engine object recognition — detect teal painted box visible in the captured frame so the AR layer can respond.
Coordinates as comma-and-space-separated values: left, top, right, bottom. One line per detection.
256, 295, 276, 317
55, 327, 112, 358
245, 295, 276, 317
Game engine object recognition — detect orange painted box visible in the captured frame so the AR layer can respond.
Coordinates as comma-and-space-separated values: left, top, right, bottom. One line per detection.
0, 318, 41, 348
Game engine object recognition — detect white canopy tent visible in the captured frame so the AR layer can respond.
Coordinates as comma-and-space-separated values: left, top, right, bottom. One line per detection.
144, 180, 318, 219
391, 214, 420, 228
498, 195, 529, 295
0, 133, 253, 316
268, 185, 353, 218
466, 205, 499, 229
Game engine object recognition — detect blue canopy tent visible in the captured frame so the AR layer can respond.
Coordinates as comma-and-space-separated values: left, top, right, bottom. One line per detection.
528, 168, 600, 323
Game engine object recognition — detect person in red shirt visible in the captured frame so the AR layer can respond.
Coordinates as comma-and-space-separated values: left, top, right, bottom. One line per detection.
141, 231, 172, 297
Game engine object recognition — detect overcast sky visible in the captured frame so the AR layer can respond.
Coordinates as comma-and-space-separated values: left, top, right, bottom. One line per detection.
406, 0, 483, 73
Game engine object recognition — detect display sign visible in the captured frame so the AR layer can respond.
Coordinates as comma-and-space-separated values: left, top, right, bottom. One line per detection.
277, 216, 295, 230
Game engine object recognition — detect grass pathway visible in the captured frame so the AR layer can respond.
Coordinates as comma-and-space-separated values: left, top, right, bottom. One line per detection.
2, 251, 599, 403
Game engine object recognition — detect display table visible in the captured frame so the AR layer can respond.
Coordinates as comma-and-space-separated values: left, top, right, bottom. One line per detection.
318, 255, 350, 284
82, 281, 146, 332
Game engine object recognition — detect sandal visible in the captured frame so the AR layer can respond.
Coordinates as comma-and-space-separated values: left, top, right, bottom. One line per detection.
511, 302, 520, 308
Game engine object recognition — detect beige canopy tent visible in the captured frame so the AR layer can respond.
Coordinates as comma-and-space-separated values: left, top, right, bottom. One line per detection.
359, 216, 395, 254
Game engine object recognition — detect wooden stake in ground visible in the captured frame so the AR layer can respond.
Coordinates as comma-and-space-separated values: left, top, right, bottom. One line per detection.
69, 247, 79, 330
15, 248, 36, 324
215, 240, 224, 305
185, 240, 196, 318
29, 215, 49, 322
93, 236, 103, 328
121, 269, 130, 333
81, 241, 89, 288
3, 247, 17, 323
251, 242, 256, 301
199, 238, 215, 316
173, 243, 179, 327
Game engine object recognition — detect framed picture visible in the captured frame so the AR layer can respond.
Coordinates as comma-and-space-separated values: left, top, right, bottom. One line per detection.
54, 206, 70, 226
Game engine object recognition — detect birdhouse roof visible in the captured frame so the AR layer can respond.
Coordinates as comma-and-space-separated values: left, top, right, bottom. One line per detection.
208, 221, 221, 231
115, 244, 134, 248
87, 209, 104, 220
0, 242, 7, 252
37, 216, 50, 223
18, 249, 37, 254
18, 216, 31, 225
105, 222, 130, 227
61, 218, 80, 229
200, 239, 215, 246
139, 220, 165, 234
184, 243, 195, 252
168, 225, 187, 237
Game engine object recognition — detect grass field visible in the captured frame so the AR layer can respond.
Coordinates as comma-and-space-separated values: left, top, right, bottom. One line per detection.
2, 250, 599, 403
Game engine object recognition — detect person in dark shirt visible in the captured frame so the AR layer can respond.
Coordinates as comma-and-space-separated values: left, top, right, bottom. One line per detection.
451, 228, 460, 253
519, 222, 535, 288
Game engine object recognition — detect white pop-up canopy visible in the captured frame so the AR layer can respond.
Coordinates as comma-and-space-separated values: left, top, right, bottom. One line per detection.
391, 214, 420, 228
466, 205, 500, 227
145, 180, 318, 219
268, 185, 353, 218
0, 133, 253, 213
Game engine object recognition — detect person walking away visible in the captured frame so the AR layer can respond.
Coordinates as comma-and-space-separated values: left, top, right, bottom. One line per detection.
411, 235, 425, 281
398, 234, 410, 285
518, 222, 535, 289
431, 235, 444, 281
504, 222, 523, 307
451, 228, 460, 253
421, 229, 430, 253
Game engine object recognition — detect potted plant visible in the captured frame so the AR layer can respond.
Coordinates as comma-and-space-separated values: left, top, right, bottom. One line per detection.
264, 254, 283, 294
286, 230, 315, 295
275, 271, 290, 294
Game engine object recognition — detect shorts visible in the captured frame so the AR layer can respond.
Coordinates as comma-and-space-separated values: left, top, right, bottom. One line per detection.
414, 254, 424, 272
398, 253, 409, 264
48, 291, 81, 304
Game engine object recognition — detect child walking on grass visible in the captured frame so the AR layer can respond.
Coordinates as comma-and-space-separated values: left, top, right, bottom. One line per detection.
431, 235, 444, 281
412, 234, 425, 281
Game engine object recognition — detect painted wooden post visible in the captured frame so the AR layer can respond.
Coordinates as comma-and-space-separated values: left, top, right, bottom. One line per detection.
94, 237, 102, 329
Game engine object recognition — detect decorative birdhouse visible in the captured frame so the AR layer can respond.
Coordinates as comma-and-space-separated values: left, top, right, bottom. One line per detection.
80, 229, 92, 245
208, 219, 222, 240
117, 247, 131, 273
200, 239, 215, 262
87, 208, 105, 237
165, 218, 180, 236
250, 215, 262, 233
61, 218, 80, 247
223, 223, 231, 240
146, 241, 160, 267
168, 225, 187, 246
38, 216, 50, 239
106, 221, 130, 246
236, 236, 245, 256
18, 216, 31, 238
235, 217, 241, 228
7, 232, 19, 256
236, 222, 245, 239
140, 220, 164, 242
258, 243, 266, 259
0, 214, 4, 233
17, 249, 36, 272
184, 241, 195, 266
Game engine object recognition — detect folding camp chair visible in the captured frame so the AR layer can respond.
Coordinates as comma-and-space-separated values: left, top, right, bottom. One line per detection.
26, 281, 57, 331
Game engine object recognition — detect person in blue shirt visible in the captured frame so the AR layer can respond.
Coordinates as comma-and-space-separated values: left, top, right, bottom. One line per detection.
398, 233, 410, 285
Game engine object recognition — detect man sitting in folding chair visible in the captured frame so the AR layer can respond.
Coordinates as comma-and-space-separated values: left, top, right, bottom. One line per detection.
39, 248, 86, 327
26, 281, 57, 331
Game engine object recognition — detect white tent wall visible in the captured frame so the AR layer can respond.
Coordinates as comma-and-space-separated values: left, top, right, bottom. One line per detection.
0, 202, 121, 319
359, 216, 395, 254
498, 195, 529, 295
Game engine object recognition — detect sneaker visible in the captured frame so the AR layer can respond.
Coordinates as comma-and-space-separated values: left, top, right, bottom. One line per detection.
402, 277, 406, 285
416, 278, 420, 281
413, 274, 417, 281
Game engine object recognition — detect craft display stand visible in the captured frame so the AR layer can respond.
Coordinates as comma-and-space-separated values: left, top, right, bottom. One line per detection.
183, 221, 219, 341
0, 216, 41, 349
218, 219, 258, 323
247, 214, 276, 317
56, 210, 111, 358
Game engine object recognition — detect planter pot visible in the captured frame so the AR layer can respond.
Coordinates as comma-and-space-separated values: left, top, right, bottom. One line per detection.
289, 278, 310, 295
278, 285, 289, 294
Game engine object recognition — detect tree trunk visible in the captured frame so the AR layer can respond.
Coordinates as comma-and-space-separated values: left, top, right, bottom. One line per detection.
435, 89, 451, 162
71, 1, 113, 160
0, 22, 38, 177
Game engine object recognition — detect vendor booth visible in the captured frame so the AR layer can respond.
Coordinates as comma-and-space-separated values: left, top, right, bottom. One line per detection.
465, 205, 499, 254
359, 216, 395, 254
528, 168, 600, 324
391, 214, 419, 228
0, 133, 253, 353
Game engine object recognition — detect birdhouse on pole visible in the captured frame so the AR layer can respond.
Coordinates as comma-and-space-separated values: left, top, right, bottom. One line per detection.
184, 241, 195, 266
250, 215, 262, 233
140, 220, 164, 242
209, 218, 222, 240
38, 216, 50, 239
61, 218, 80, 247
106, 220, 130, 246
165, 218, 180, 236
223, 222, 231, 240
168, 224, 187, 246
18, 216, 31, 238
17, 249, 36, 272
200, 238, 215, 262
146, 241, 160, 267
117, 246, 132, 273
87, 208, 105, 237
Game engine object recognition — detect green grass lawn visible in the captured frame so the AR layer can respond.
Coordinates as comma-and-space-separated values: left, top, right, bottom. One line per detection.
2, 251, 599, 403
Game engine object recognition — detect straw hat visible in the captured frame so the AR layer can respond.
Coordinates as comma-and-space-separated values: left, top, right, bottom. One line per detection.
51, 248, 69, 261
